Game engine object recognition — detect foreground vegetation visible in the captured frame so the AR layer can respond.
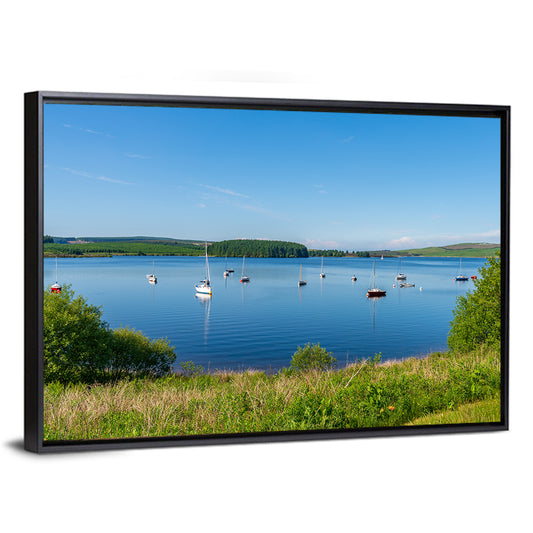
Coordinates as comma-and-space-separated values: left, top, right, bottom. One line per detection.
44, 345, 500, 440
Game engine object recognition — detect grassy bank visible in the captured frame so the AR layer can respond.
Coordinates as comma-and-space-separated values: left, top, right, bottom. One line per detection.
44, 346, 500, 441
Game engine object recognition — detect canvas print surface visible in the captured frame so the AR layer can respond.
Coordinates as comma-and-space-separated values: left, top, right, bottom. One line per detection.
42, 103, 502, 441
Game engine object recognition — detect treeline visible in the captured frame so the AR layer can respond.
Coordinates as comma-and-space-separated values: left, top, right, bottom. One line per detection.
208, 239, 308, 258
308, 249, 346, 257
44, 241, 205, 257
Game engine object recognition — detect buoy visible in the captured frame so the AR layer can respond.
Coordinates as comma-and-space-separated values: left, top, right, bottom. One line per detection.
420, 287, 423, 291
393, 284, 396, 288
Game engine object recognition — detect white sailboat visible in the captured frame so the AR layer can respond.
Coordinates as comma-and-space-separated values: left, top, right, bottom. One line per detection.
195, 243, 212, 295
298, 264, 307, 286
50, 257, 62, 293
240, 255, 250, 283
395, 256, 407, 280
147, 259, 157, 284
320, 256, 326, 278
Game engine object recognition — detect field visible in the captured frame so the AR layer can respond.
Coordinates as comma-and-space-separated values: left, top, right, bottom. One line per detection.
395, 243, 500, 257
44, 345, 500, 441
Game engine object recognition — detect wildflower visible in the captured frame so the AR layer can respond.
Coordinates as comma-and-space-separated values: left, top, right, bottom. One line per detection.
388, 405, 395, 411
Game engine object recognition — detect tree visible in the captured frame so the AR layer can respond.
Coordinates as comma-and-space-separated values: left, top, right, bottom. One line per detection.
44, 285, 177, 383
447, 254, 501, 352
290, 343, 337, 372
44, 285, 111, 383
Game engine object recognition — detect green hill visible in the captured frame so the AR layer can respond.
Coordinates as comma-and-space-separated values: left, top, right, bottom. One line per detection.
44, 237, 310, 258
394, 243, 500, 257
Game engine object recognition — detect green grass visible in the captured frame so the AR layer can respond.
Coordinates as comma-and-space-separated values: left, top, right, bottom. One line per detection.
407, 397, 500, 425
44, 345, 501, 441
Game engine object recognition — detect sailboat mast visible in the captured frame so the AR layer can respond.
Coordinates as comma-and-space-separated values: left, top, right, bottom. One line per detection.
242, 255, 245, 276
55, 257, 58, 283
205, 242, 210, 281
373, 259, 376, 289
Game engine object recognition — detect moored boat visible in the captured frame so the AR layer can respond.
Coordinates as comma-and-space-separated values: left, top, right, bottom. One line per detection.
51, 257, 62, 293
367, 259, 386, 298
454, 258, 469, 281
195, 243, 212, 295
298, 264, 307, 286
240, 255, 250, 283
147, 259, 157, 284
395, 256, 407, 280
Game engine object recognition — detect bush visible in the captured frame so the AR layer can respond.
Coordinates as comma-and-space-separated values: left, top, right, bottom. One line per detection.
290, 343, 336, 372
44, 285, 176, 383
109, 327, 176, 380
448, 254, 501, 352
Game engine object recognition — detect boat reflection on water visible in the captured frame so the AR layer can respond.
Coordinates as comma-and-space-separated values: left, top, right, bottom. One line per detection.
195, 292, 211, 345
369, 294, 385, 333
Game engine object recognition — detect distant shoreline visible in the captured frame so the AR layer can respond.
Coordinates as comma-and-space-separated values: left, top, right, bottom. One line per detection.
43, 252, 498, 259
43, 238, 500, 259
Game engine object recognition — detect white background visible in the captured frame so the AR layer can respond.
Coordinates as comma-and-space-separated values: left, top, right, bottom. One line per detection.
1, 2, 531, 531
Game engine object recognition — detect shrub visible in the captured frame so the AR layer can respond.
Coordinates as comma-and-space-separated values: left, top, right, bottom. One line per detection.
44, 285, 112, 383
448, 254, 501, 352
290, 343, 336, 372
109, 327, 176, 379
44, 284, 176, 383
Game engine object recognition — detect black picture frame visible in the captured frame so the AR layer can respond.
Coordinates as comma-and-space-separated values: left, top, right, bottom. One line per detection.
24, 91, 510, 453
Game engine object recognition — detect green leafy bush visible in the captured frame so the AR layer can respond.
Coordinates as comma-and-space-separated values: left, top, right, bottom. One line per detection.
290, 343, 336, 372
109, 327, 176, 380
44, 285, 176, 383
448, 254, 501, 352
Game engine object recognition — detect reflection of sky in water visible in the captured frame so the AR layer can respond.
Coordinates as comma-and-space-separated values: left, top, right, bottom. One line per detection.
44, 256, 485, 372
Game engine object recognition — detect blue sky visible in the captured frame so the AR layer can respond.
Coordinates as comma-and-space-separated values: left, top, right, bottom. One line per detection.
43, 103, 501, 250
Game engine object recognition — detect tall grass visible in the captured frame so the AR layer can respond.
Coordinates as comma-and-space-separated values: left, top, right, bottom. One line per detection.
44, 345, 500, 441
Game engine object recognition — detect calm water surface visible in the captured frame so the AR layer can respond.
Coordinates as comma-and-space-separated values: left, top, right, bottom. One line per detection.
44, 256, 484, 371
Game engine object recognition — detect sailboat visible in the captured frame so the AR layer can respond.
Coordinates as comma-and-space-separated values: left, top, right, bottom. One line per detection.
240, 255, 250, 283
454, 258, 469, 281
223, 255, 233, 277
50, 257, 62, 293
395, 256, 407, 280
298, 264, 307, 286
195, 243, 212, 295
147, 259, 157, 284
367, 259, 386, 297
320, 256, 326, 278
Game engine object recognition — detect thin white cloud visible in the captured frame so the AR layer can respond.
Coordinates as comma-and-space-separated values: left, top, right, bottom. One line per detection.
198, 184, 249, 198
61, 167, 133, 185
341, 135, 355, 143
312, 184, 327, 194
235, 202, 291, 222
386, 236, 417, 249
64, 124, 115, 138
125, 153, 151, 159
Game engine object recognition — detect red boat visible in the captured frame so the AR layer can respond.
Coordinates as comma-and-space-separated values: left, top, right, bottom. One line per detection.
367, 260, 386, 298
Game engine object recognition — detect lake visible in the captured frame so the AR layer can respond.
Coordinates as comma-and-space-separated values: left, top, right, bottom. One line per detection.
44, 255, 485, 372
